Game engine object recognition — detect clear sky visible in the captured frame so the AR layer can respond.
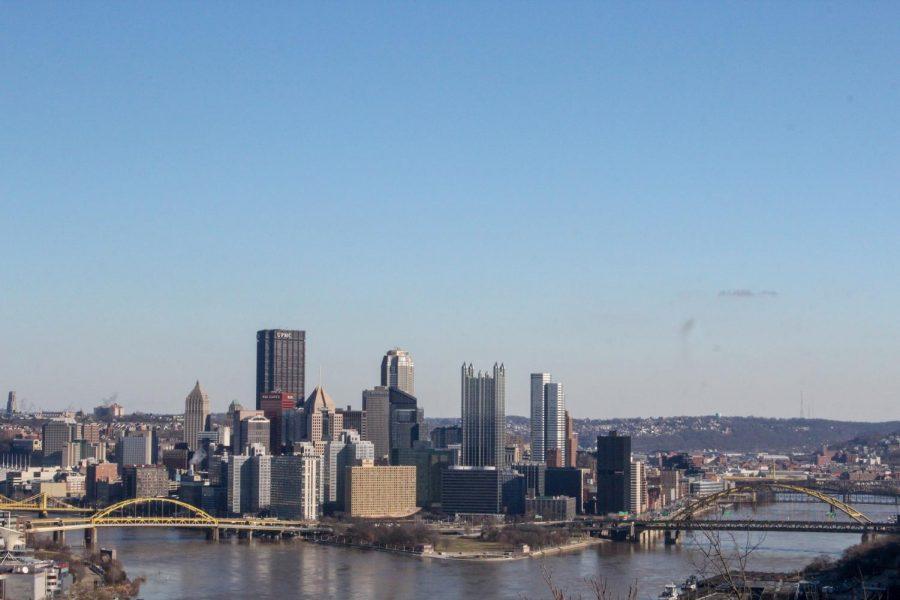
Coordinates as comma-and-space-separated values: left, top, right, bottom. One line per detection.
2, 3, 899, 421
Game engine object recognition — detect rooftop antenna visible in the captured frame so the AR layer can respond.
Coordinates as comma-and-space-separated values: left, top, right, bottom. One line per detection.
800, 391, 805, 419
318, 366, 323, 389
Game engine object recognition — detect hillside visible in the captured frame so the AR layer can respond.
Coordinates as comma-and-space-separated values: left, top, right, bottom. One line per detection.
425, 415, 900, 453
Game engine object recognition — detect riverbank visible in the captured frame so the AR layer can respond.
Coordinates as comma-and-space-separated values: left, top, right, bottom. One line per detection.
32, 543, 144, 599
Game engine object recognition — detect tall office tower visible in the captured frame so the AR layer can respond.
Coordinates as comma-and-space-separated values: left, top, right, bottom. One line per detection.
283, 406, 307, 447
380, 348, 415, 394
323, 430, 374, 510
529, 374, 565, 465
256, 329, 306, 406
240, 415, 271, 454
429, 425, 462, 449
250, 454, 272, 513
5, 391, 16, 417
82, 422, 102, 445
227, 454, 251, 515
270, 454, 320, 520
119, 431, 154, 467
362, 386, 390, 460
564, 410, 578, 468
543, 381, 566, 464
529, 373, 550, 462
391, 445, 457, 508
389, 387, 423, 452
629, 459, 647, 515
336, 405, 366, 438
303, 386, 343, 453
231, 408, 264, 454
258, 391, 297, 452
511, 462, 547, 499
596, 430, 631, 515
42, 419, 77, 464
460, 363, 506, 468
184, 381, 210, 452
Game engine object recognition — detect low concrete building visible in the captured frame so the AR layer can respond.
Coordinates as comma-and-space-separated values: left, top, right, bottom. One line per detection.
525, 495, 576, 521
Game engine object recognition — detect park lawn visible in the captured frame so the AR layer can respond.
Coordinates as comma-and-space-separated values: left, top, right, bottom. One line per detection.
439, 535, 515, 553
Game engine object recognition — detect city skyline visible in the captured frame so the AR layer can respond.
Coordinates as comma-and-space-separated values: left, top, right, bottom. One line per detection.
4, 330, 899, 421
3, 4, 900, 422
0, 4, 896, 598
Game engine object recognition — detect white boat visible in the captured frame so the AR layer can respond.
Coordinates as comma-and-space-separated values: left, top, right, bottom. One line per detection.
681, 576, 698, 592
659, 583, 681, 599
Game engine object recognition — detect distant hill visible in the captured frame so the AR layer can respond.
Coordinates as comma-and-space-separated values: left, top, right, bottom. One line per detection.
424, 415, 900, 453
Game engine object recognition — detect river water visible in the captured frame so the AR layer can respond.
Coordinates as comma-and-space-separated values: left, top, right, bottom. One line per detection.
87, 502, 897, 600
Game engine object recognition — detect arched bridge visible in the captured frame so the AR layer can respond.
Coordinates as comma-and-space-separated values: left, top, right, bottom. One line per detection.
0, 492, 94, 515
18, 497, 331, 545
581, 481, 899, 542
668, 482, 872, 524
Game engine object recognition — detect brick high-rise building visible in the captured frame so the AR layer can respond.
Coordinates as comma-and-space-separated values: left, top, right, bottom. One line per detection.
86, 462, 120, 503
256, 329, 306, 406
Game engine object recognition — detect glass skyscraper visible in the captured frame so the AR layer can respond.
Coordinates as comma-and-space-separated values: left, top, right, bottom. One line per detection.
460, 362, 506, 468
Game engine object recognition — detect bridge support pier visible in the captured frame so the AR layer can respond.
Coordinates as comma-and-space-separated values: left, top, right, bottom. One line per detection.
84, 527, 97, 549
206, 527, 219, 541
861, 532, 876, 544
52, 530, 65, 545
627, 523, 646, 543
664, 530, 680, 545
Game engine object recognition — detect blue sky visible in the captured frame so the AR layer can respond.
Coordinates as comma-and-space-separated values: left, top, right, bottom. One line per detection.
2, 3, 899, 420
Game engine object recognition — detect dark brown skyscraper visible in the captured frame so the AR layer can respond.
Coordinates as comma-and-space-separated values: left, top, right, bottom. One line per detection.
596, 430, 631, 515
256, 329, 306, 408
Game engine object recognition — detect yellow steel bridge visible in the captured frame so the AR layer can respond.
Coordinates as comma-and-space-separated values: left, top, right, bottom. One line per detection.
4, 497, 330, 545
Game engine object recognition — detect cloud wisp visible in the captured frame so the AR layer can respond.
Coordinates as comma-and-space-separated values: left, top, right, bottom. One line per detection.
718, 289, 778, 299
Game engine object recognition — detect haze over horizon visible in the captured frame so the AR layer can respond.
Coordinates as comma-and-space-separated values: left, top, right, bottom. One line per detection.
2, 4, 899, 421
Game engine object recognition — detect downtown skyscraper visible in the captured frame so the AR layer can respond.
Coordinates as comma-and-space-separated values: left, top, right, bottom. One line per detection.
596, 430, 631, 515
460, 363, 506, 468
184, 381, 210, 451
381, 348, 414, 395
256, 329, 306, 407
530, 373, 566, 464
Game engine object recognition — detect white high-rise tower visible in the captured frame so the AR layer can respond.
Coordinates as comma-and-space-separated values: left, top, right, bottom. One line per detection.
529, 373, 551, 462
381, 348, 415, 395
529, 373, 566, 464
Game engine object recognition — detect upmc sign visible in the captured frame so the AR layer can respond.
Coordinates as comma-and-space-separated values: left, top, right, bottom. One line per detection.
275, 331, 293, 340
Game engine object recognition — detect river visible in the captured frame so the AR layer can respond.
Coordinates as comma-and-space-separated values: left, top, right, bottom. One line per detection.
87, 501, 897, 599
